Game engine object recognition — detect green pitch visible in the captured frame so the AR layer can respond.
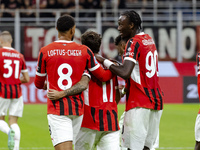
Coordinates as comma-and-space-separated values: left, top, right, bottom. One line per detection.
0, 104, 199, 150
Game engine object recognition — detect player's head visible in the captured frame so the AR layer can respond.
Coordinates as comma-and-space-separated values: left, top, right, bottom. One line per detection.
115, 35, 127, 56
0, 31, 13, 46
56, 15, 75, 40
81, 31, 102, 53
118, 10, 142, 39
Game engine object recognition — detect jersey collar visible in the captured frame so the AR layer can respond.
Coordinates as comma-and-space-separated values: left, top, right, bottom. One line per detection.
2, 47, 15, 50
54, 40, 73, 43
137, 32, 145, 35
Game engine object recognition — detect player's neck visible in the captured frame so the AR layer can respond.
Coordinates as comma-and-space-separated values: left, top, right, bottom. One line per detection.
1, 43, 12, 48
58, 36, 72, 41
130, 29, 140, 38
58, 32, 73, 41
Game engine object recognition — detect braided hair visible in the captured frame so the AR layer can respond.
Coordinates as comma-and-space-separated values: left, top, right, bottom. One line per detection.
121, 10, 142, 31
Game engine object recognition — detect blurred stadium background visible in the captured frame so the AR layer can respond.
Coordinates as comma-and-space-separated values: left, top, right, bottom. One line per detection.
0, 0, 200, 149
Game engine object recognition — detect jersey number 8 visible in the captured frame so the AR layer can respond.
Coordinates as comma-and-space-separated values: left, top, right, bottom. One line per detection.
57, 63, 73, 90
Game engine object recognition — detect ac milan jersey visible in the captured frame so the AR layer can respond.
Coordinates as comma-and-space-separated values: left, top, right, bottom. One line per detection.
82, 73, 119, 131
197, 52, 200, 114
34, 40, 113, 116
123, 32, 164, 111
0, 47, 28, 99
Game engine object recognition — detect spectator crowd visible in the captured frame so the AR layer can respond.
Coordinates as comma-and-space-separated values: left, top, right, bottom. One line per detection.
0, 0, 127, 18
0, 0, 195, 19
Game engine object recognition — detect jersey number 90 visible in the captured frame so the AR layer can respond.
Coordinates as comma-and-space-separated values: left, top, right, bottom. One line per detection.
146, 50, 158, 78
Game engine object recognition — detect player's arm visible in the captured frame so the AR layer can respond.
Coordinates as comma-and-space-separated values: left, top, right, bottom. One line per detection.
90, 65, 114, 82
34, 74, 46, 89
47, 75, 90, 100
20, 55, 30, 83
115, 86, 121, 104
20, 71, 30, 83
95, 39, 137, 80
95, 54, 135, 80
86, 48, 114, 82
34, 50, 47, 89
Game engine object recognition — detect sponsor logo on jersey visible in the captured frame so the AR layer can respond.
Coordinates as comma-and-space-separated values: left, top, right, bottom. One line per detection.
142, 39, 155, 45
2, 52, 20, 58
125, 52, 134, 57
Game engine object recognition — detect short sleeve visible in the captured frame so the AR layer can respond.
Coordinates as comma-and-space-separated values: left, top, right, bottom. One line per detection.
86, 48, 100, 72
36, 48, 47, 77
83, 70, 91, 79
20, 54, 28, 72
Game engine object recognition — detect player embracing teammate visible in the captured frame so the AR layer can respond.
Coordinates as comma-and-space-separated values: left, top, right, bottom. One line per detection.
95, 10, 164, 150
34, 15, 115, 150
35, 10, 164, 150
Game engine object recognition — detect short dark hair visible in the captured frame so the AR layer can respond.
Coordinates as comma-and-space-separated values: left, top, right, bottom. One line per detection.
81, 31, 102, 53
121, 10, 142, 30
56, 15, 75, 32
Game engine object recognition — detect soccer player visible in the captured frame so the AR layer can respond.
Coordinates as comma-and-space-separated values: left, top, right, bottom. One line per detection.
115, 34, 161, 150
114, 35, 129, 150
47, 31, 120, 150
0, 31, 30, 150
34, 15, 114, 150
74, 31, 120, 150
95, 10, 164, 150
195, 52, 200, 150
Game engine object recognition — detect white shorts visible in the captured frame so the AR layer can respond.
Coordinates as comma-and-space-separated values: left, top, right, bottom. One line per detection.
75, 127, 120, 150
47, 114, 83, 146
0, 96, 24, 117
121, 108, 163, 150
195, 114, 200, 141
119, 111, 126, 149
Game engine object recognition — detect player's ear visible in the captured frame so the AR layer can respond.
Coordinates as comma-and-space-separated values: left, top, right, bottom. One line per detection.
71, 25, 76, 35
129, 22, 134, 30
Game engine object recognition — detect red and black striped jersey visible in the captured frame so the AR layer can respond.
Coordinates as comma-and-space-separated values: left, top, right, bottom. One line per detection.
123, 32, 164, 111
34, 40, 113, 116
0, 47, 28, 99
197, 52, 200, 114
82, 74, 119, 131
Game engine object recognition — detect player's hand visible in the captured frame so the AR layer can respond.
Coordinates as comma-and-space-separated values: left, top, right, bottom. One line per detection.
47, 89, 64, 100
108, 58, 122, 66
94, 54, 105, 64
120, 86, 127, 97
